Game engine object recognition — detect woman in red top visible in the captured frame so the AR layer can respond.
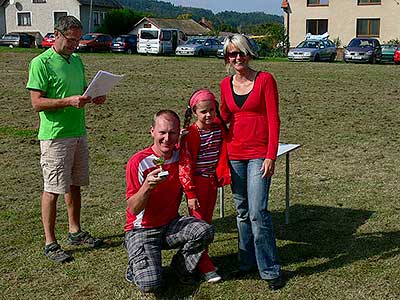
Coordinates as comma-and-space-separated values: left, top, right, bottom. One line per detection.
179, 89, 230, 283
220, 34, 284, 290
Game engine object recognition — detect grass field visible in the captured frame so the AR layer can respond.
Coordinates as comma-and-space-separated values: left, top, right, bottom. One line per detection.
1, 48, 399, 300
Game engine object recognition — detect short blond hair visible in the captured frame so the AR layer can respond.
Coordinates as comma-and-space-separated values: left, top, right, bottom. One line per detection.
223, 34, 257, 65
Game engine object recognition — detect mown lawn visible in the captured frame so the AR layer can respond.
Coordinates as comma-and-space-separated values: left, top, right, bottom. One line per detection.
0, 48, 399, 300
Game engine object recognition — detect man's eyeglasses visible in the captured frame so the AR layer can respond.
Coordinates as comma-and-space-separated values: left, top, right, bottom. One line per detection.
227, 51, 246, 58
58, 30, 81, 44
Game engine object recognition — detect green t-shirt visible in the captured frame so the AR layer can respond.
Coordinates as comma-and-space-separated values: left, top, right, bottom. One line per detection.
26, 48, 87, 140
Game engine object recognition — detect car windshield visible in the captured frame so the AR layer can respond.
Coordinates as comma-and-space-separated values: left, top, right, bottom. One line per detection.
348, 39, 373, 47
297, 40, 319, 48
381, 44, 396, 50
3, 34, 19, 39
45, 33, 55, 39
140, 30, 158, 40
113, 37, 125, 42
81, 34, 96, 41
186, 38, 205, 45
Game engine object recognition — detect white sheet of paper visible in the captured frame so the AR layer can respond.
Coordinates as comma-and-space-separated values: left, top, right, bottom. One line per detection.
83, 70, 124, 99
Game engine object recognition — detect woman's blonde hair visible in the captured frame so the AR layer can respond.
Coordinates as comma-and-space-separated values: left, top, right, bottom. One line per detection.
222, 34, 257, 72
223, 34, 257, 61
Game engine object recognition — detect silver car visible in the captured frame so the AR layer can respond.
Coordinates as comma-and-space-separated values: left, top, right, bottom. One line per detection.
288, 38, 337, 62
175, 37, 222, 57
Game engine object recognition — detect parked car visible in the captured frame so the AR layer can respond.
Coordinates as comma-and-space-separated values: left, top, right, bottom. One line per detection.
216, 37, 259, 58
77, 33, 112, 52
0, 32, 35, 48
287, 37, 337, 62
380, 44, 398, 63
175, 37, 222, 57
111, 34, 137, 54
394, 46, 400, 65
343, 38, 382, 64
41, 32, 55, 48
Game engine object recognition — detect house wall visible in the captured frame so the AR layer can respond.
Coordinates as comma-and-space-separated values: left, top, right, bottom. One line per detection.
285, 1, 400, 48
4, 0, 79, 38
3, 0, 114, 39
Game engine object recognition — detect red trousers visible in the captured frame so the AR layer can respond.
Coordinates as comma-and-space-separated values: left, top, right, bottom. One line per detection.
189, 175, 218, 274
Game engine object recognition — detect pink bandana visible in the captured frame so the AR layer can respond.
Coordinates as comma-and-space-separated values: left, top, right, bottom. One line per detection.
189, 89, 217, 109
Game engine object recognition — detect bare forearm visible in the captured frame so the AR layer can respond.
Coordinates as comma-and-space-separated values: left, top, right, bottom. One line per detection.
127, 183, 152, 215
30, 90, 91, 112
32, 96, 73, 112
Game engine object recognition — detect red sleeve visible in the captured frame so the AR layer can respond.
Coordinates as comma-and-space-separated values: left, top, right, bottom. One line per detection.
125, 155, 141, 200
264, 73, 280, 160
220, 78, 232, 124
179, 127, 199, 199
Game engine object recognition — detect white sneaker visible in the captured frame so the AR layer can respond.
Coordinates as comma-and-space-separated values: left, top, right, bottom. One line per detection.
203, 271, 222, 283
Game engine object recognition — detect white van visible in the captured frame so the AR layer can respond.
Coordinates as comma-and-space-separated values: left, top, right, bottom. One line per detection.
137, 28, 186, 55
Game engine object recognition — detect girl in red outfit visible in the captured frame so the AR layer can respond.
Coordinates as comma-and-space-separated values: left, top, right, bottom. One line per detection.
179, 89, 230, 283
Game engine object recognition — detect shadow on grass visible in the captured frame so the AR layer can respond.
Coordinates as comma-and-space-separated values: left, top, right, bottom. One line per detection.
211, 204, 400, 279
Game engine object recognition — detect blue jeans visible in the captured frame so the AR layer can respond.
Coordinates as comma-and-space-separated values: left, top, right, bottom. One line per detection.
230, 159, 281, 279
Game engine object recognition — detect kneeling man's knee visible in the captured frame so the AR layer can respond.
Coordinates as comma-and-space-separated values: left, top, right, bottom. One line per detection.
135, 274, 163, 293
195, 219, 214, 245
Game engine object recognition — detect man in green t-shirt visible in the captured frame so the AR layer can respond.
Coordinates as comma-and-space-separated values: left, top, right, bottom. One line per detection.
27, 16, 106, 263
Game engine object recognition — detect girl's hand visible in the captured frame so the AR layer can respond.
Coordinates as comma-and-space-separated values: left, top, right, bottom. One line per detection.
260, 159, 275, 178
188, 198, 200, 210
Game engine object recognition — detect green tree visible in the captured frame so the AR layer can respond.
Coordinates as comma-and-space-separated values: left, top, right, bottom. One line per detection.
97, 9, 144, 36
252, 23, 286, 57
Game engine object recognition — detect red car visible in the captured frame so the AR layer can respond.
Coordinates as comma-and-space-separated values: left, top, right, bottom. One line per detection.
77, 33, 112, 52
41, 32, 55, 48
394, 45, 400, 65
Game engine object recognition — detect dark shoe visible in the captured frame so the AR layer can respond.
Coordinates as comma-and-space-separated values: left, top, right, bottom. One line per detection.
44, 242, 72, 263
171, 254, 198, 285
67, 230, 103, 247
178, 273, 198, 285
125, 265, 134, 284
266, 275, 285, 290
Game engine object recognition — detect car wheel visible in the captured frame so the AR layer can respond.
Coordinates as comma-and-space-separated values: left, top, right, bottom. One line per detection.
198, 50, 204, 57
371, 56, 377, 64
314, 54, 320, 62
330, 54, 336, 62
127, 48, 132, 55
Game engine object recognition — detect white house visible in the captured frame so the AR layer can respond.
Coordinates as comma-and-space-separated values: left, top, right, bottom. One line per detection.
282, 0, 400, 48
130, 17, 211, 37
0, 0, 122, 43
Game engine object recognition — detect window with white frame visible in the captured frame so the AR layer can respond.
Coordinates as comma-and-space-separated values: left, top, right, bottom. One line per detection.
17, 12, 31, 26
93, 11, 106, 26
54, 12, 67, 25
307, 0, 329, 6
33, 0, 47, 3
358, 0, 381, 5
357, 19, 380, 37
306, 19, 328, 35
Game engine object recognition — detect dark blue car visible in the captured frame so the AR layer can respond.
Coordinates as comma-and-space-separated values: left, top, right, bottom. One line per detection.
111, 34, 137, 54
343, 38, 382, 64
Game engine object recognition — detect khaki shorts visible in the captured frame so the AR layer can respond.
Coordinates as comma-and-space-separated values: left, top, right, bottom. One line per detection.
40, 136, 89, 194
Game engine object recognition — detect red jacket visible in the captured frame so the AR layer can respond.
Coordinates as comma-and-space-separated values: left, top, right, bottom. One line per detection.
220, 71, 280, 160
179, 122, 231, 199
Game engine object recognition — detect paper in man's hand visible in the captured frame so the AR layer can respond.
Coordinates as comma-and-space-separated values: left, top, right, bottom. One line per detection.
83, 70, 124, 99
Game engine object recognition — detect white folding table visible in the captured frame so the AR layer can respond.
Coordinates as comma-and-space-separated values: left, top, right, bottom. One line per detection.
218, 143, 301, 224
